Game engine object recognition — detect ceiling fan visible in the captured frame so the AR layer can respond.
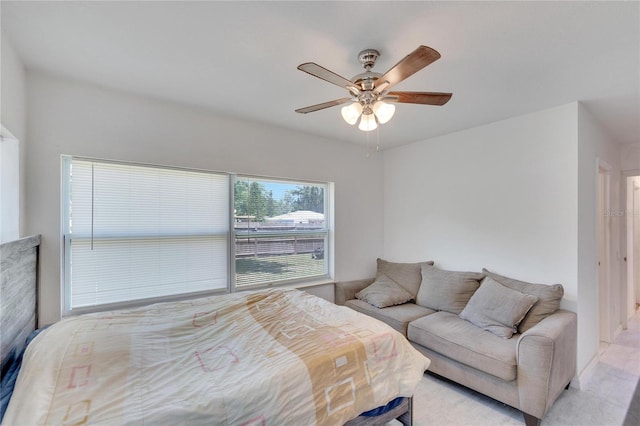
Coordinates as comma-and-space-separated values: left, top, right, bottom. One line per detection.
295, 45, 452, 131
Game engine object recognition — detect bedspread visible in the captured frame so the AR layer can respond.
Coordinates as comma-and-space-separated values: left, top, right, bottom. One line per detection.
3, 289, 429, 425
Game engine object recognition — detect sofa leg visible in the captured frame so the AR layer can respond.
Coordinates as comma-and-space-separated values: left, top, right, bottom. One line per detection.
523, 412, 541, 426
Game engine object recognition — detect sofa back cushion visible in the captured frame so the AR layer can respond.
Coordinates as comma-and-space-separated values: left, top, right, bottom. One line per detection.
376, 258, 434, 298
416, 265, 485, 314
482, 268, 564, 333
459, 277, 539, 338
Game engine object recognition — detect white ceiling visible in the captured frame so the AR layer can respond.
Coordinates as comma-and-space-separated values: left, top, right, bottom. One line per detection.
2, 1, 639, 148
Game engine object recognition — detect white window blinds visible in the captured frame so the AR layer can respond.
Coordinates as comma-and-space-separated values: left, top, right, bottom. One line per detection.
63, 158, 229, 313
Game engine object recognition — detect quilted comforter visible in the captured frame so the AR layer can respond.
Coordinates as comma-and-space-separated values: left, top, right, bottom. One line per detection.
3, 288, 429, 425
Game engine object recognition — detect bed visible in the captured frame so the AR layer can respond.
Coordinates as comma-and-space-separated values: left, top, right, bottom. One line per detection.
1, 236, 429, 425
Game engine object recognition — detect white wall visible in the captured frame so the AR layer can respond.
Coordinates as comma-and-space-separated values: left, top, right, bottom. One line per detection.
384, 103, 579, 298
383, 102, 621, 376
0, 33, 27, 237
26, 71, 384, 326
621, 144, 640, 172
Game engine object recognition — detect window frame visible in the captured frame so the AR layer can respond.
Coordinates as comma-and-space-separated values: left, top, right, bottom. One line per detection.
61, 156, 333, 316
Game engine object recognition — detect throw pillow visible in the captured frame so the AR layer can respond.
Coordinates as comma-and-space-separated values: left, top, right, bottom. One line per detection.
415, 265, 485, 314
355, 274, 414, 308
376, 258, 435, 299
459, 277, 539, 338
483, 268, 564, 333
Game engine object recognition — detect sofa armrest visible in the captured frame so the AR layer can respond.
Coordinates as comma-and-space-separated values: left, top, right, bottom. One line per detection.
516, 309, 577, 419
334, 278, 375, 305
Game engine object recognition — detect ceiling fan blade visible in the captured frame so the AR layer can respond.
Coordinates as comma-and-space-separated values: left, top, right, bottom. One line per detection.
297, 63, 360, 93
374, 46, 441, 91
295, 97, 353, 114
387, 91, 452, 106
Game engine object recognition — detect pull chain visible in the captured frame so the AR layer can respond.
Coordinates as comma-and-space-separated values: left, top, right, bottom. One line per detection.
365, 128, 371, 158
363, 122, 382, 158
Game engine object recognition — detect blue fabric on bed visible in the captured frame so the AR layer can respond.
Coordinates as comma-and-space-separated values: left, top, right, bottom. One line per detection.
359, 396, 404, 417
0, 347, 20, 421
0, 328, 46, 422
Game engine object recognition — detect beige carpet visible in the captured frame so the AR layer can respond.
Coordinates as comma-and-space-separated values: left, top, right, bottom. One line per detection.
391, 310, 640, 426
624, 378, 640, 426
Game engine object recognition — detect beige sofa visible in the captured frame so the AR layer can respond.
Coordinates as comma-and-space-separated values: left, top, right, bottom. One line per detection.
335, 260, 577, 426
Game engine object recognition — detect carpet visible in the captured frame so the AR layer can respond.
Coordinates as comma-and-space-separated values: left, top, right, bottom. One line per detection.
623, 376, 640, 426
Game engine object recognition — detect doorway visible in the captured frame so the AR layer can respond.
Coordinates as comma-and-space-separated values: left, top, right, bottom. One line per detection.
622, 172, 640, 329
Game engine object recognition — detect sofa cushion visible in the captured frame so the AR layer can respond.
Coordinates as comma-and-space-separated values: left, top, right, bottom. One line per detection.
483, 268, 564, 333
355, 274, 414, 308
376, 258, 435, 299
345, 299, 435, 336
408, 311, 518, 381
459, 277, 539, 338
415, 265, 485, 314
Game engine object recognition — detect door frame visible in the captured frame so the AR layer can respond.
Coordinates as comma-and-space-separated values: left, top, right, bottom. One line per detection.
597, 160, 612, 343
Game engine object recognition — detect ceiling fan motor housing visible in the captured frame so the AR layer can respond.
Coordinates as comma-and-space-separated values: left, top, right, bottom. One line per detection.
358, 49, 380, 70
353, 49, 383, 92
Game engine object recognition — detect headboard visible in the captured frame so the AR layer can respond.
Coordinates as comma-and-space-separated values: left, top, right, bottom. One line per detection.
0, 235, 41, 367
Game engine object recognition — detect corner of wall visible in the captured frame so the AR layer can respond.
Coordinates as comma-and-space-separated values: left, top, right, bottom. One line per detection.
621, 144, 640, 172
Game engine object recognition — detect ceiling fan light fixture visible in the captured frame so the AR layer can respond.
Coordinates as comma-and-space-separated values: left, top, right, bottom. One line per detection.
358, 111, 378, 131
372, 101, 395, 124
341, 102, 363, 125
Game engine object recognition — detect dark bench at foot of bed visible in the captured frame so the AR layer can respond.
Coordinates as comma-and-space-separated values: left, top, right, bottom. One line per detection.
344, 397, 412, 426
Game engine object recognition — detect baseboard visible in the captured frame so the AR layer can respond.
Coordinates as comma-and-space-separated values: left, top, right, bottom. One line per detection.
573, 354, 600, 390
613, 323, 624, 340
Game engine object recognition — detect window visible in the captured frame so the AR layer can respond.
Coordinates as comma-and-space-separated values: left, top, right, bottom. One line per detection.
233, 177, 329, 288
62, 157, 332, 315
1, 125, 20, 243
62, 158, 229, 314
